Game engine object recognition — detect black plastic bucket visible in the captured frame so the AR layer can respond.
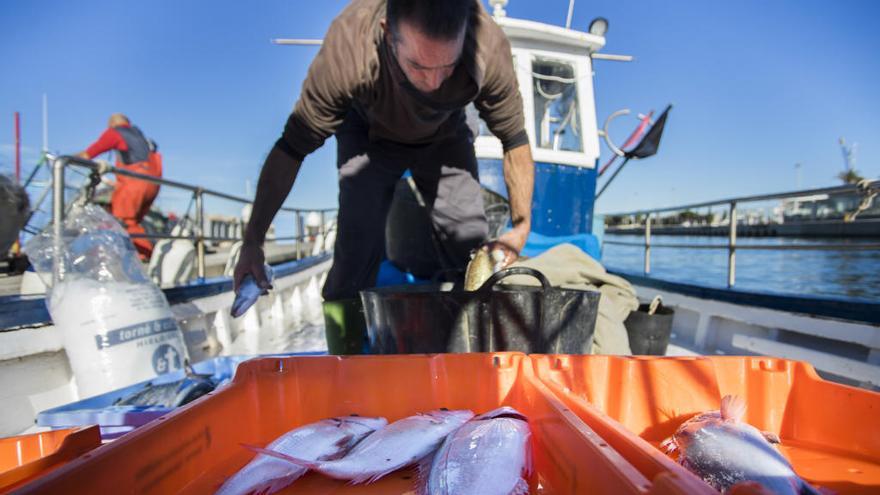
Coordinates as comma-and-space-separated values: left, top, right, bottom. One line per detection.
624, 303, 674, 355
360, 267, 600, 354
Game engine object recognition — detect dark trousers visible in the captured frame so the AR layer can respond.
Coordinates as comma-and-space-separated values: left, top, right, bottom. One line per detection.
322, 112, 488, 301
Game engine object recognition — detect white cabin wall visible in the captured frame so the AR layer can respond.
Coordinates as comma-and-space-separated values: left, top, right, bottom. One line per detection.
578, 55, 601, 165
0, 351, 76, 436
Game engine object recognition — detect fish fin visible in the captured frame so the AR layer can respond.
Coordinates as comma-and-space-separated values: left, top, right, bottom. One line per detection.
475, 406, 528, 422
416, 412, 444, 425
762, 431, 781, 444
415, 451, 437, 495
333, 433, 356, 449
720, 395, 746, 422
510, 478, 530, 495
659, 436, 678, 455
524, 429, 534, 476
347, 467, 400, 485
321, 448, 350, 462
239, 444, 318, 469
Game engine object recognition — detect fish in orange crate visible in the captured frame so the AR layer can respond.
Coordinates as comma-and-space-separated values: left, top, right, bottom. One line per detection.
419, 406, 532, 495
661, 395, 827, 495
217, 415, 387, 495
247, 409, 474, 484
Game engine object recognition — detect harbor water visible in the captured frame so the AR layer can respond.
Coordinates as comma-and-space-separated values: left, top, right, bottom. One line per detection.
602, 234, 880, 300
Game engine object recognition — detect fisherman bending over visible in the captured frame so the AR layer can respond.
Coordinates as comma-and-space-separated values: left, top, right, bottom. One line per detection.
235, 0, 534, 352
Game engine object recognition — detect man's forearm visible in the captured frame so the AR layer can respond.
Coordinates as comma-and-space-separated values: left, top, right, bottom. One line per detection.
502, 143, 534, 235
243, 145, 302, 246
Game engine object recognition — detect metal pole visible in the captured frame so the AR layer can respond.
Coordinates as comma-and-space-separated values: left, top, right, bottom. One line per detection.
319, 210, 326, 254
195, 190, 206, 280
644, 213, 652, 274
42, 94, 48, 153
14, 112, 21, 183
52, 157, 65, 284
12, 112, 22, 255
728, 202, 737, 288
296, 212, 304, 259
565, 0, 576, 29
595, 156, 631, 200
271, 38, 323, 46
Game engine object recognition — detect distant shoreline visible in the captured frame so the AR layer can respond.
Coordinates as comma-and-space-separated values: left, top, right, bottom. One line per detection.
606, 217, 880, 238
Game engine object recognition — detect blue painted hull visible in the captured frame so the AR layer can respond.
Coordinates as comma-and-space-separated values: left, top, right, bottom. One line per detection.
479, 159, 600, 258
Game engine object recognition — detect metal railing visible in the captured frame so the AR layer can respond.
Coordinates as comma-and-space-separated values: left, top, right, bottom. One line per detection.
602, 180, 880, 288
48, 154, 336, 281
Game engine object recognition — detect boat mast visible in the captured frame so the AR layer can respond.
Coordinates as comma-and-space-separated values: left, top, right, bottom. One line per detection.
42, 93, 49, 154
566, 0, 576, 29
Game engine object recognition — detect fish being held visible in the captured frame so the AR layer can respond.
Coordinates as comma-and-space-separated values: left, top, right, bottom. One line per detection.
249, 409, 474, 484
216, 415, 387, 495
464, 247, 504, 291
231, 264, 274, 318
661, 395, 824, 495
421, 406, 532, 495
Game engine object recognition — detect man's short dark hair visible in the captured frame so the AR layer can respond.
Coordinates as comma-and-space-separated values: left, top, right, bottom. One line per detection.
386, 0, 472, 41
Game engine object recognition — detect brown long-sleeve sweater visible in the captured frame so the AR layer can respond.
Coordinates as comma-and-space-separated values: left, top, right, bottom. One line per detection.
278, 0, 528, 161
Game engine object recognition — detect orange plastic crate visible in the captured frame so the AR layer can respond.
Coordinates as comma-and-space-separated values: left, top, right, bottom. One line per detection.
531, 355, 880, 495
0, 426, 101, 493
14, 353, 700, 495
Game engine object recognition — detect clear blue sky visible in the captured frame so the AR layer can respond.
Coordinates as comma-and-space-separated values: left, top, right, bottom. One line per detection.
1, 0, 878, 220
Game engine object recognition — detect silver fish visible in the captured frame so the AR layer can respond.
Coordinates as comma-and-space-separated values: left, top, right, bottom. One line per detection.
252, 409, 474, 484
464, 248, 495, 291
217, 415, 387, 495
421, 406, 532, 495
231, 265, 274, 318
661, 395, 823, 495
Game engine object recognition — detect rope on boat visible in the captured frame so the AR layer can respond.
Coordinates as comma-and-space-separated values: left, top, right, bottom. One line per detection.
844, 179, 879, 222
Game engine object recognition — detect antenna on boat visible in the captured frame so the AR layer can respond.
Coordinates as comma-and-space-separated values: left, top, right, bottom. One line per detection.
271, 38, 323, 46
565, 0, 576, 29
42, 93, 49, 153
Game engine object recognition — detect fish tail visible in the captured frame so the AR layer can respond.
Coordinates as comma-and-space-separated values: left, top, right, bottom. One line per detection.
720, 395, 746, 422
659, 436, 677, 455
239, 444, 319, 469
415, 451, 437, 495
215, 470, 303, 495
510, 478, 530, 495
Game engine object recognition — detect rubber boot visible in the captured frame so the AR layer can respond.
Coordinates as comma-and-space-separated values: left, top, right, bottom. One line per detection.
323, 298, 368, 355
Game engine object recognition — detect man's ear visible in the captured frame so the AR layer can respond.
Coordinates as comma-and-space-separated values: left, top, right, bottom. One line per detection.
379, 18, 387, 34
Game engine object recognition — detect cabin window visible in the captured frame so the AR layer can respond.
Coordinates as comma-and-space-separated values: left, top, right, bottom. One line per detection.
532, 57, 582, 152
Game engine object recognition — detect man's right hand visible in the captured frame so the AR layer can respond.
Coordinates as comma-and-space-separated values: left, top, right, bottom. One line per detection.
233, 243, 272, 294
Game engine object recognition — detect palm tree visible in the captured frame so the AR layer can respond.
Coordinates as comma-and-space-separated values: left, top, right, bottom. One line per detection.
838, 169, 864, 185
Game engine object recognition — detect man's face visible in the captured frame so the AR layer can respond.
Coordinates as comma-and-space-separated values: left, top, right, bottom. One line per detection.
387, 20, 465, 94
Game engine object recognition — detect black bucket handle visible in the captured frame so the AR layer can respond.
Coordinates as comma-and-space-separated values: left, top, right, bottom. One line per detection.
478, 267, 552, 292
